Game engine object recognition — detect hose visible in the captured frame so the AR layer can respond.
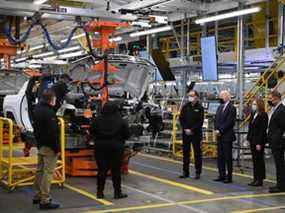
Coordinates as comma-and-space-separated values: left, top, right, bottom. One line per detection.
4, 20, 83, 50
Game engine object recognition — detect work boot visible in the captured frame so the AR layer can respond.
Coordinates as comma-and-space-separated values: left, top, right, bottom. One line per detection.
39, 202, 60, 210
97, 191, 104, 199
195, 174, 200, 180
179, 172, 189, 179
114, 192, 128, 199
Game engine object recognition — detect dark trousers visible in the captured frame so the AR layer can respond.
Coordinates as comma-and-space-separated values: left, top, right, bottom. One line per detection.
272, 148, 285, 189
250, 144, 266, 181
182, 135, 202, 175
95, 145, 124, 194
217, 141, 233, 180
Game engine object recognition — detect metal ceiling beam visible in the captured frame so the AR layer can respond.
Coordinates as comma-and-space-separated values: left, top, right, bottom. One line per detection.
0, 0, 137, 21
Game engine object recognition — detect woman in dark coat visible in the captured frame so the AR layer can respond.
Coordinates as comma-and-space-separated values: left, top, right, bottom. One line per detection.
247, 98, 268, 186
91, 102, 130, 199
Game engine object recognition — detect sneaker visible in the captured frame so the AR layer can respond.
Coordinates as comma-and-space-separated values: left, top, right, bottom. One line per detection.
39, 202, 60, 210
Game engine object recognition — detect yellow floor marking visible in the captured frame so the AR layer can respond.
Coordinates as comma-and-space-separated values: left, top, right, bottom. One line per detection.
138, 153, 276, 184
88, 192, 285, 213
64, 183, 113, 206
231, 206, 285, 213
129, 170, 214, 195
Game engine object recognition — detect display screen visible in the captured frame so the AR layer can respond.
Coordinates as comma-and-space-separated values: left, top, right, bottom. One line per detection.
201, 36, 218, 81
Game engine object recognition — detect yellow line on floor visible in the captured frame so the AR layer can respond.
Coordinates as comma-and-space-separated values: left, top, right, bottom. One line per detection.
129, 170, 214, 195
231, 206, 285, 213
88, 192, 285, 213
64, 183, 113, 206
138, 153, 276, 184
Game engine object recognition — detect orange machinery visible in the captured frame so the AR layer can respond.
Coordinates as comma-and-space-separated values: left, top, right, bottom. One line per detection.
65, 20, 130, 176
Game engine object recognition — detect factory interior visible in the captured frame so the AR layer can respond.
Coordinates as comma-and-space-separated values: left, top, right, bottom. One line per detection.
1, 0, 285, 212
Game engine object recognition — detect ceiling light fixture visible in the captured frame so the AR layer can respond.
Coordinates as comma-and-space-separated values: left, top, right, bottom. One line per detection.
130, 25, 172, 37
109, 36, 122, 42
195, 7, 261, 25
33, 0, 49, 5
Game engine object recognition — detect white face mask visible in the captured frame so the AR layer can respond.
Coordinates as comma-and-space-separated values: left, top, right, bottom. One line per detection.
188, 97, 194, 102
252, 104, 257, 112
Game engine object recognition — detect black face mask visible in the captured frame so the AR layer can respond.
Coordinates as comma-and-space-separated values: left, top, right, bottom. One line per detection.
219, 98, 224, 104
268, 101, 274, 107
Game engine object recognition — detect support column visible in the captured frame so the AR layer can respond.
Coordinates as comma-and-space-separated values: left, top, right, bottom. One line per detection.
181, 18, 185, 58
278, 2, 285, 53
237, 8, 244, 120
265, 0, 270, 49
186, 17, 191, 58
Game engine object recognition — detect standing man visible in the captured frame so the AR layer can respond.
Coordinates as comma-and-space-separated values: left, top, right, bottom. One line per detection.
32, 89, 61, 210
179, 90, 204, 179
214, 90, 236, 184
267, 91, 285, 193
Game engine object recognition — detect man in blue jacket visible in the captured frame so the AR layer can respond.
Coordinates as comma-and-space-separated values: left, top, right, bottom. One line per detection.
214, 90, 236, 184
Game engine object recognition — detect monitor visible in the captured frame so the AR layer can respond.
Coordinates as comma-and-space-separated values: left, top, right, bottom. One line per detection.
208, 102, 220, 115
201, 36, 218, 81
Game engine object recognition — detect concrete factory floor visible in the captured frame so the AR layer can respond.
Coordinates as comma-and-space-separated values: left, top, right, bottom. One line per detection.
1, 153, 285, 213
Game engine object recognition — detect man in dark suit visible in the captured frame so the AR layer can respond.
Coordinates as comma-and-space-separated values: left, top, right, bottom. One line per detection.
267, 91, 285, 193
214, 90, 236, 183
179, 90, 204, 179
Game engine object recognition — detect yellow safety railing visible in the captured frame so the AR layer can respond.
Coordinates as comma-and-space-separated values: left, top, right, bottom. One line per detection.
0, 117, 65, 191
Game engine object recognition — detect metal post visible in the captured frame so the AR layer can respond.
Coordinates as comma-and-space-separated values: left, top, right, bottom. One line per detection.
236, 3, 245, 169
186, 17, 191, 58
278, 3, 285, 54
265, 0, 270, 49
181, 19, 185, 58
215, 20, 218, 48
146, 34, 151, 60
282, 5, 285, 54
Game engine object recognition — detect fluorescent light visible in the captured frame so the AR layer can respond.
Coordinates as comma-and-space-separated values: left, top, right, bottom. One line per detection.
57, 46, 81, 53
195, 7, 261, 25
33, 51, 54, 58
130, 25, 172, 37
131, 21, 151, 28
109, 37, 122, 42
33, 0, 48, 5
15, 57, 27, 63
30, 44, 45, 51
59, 51, 84, 59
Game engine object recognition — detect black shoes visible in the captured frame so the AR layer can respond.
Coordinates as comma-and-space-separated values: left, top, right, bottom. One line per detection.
213, 177, 225, 182
213, 177, 232, 183
114, 193, 128, 199
33, 198, 51, 205
223, 178, 233, 184
179, 174, 189, 179
195, 174, 200, 180
248, 180, 263, 187
97, 192, 104, 199
39, 202, 60, 210
269, 186, 285, 193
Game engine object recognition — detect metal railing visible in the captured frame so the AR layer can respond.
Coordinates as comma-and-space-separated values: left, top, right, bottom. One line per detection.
0, 117, 65, 191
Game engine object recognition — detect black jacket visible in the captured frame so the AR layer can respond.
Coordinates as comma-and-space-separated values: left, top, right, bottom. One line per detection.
247, 112, 268, 146
179, 102, 204, 138
91, 105, 130, 148
268, 103, 285, 150
52, 81, 68, 103
214, 102, 237, 142
33, 102, 60, 153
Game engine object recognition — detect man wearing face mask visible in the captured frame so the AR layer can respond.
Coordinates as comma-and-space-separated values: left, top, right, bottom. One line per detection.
32, 89, 61, 209
214, 90, 236, 184
179, 90, 204, 179
267, 91, 285, 193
